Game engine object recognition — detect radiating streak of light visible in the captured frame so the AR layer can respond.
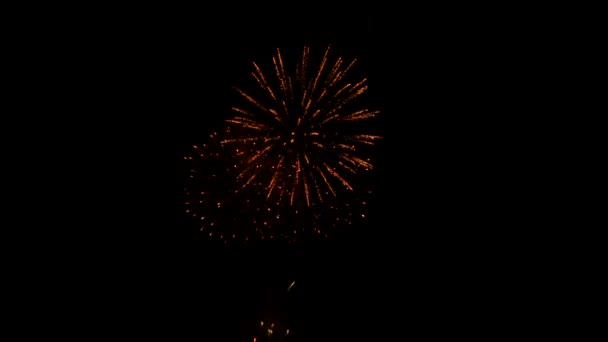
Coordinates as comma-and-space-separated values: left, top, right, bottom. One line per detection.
323, 162, 353, 191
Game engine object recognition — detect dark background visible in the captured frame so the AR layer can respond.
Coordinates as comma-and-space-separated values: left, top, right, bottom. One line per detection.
29, 4, 601, 339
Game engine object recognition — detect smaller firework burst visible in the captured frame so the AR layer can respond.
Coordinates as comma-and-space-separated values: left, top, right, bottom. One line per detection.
184, 132, 373, 244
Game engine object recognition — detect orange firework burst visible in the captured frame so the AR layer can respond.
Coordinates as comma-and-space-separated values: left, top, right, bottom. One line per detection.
185, 45, 381, 243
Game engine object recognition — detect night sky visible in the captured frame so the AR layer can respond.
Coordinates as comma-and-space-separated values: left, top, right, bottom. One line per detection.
31, 5, 601, 339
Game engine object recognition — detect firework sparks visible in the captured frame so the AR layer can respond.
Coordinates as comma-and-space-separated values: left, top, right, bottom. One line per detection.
224, 45, 380, 209
184, 45, 380, 243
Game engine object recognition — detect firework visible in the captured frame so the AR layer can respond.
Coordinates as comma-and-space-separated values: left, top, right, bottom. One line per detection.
185, 45, 380, 243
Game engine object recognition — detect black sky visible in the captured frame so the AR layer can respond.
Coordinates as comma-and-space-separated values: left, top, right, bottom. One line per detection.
30, 4, 601, 339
